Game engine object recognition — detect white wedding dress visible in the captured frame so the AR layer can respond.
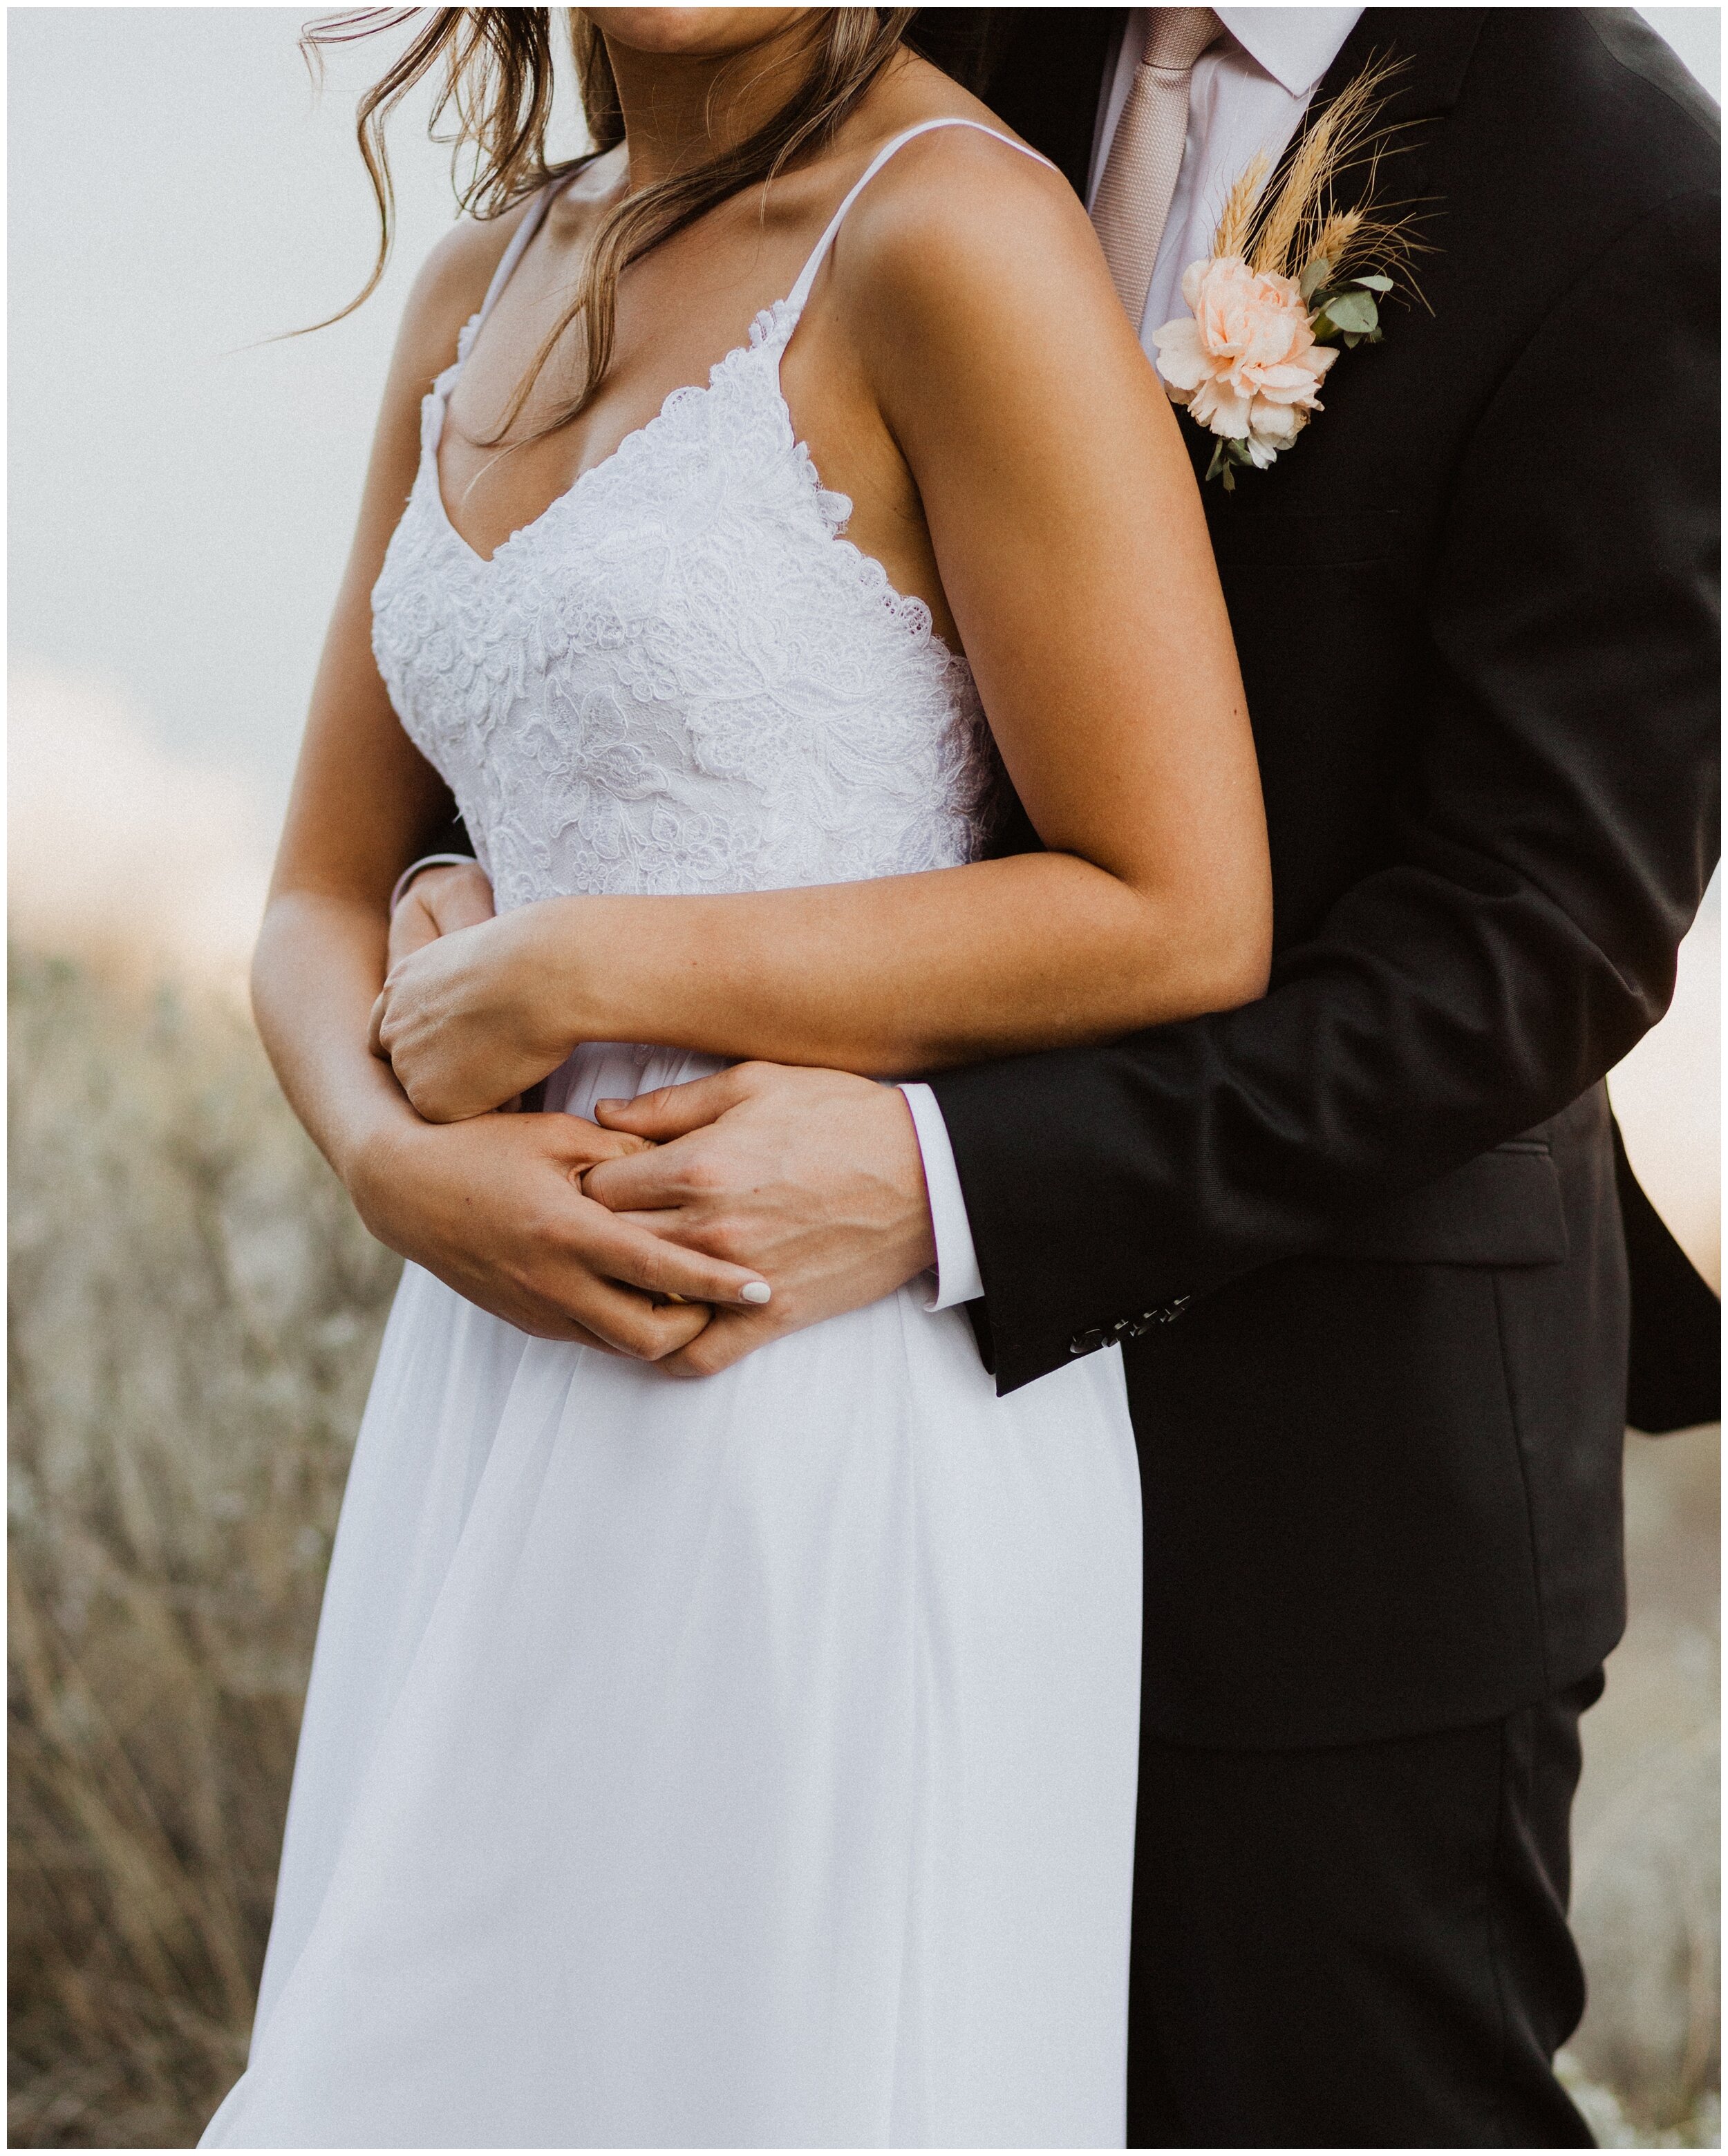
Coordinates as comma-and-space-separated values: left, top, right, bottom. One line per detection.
203, 121, 1142, 2151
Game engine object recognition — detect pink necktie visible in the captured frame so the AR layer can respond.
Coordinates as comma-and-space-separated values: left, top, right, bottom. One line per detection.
1091, 9, 1223, 324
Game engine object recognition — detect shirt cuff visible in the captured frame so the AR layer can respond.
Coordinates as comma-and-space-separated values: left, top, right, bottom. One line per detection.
897, 1081, 985, 1312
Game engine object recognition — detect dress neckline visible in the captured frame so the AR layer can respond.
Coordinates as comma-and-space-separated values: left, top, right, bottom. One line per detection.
422, 312, 968, 668
427, 302, 802, 573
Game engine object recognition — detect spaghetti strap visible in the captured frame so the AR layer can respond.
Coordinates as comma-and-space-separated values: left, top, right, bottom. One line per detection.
470, 178, 563, 339
783, 118, 1056, 316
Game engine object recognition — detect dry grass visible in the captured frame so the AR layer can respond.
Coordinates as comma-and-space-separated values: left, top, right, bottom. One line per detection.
1227, 54, 1431, 305
1567, 1425, 1721, 2146
8, 947, 400, 2147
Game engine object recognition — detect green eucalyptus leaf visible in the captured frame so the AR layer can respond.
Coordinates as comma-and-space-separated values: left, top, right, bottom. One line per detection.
1353, 273, 1394, 292
1299, 255, 1332, 302
1206, 434, 1258, 488
1322, 290, 1379, 335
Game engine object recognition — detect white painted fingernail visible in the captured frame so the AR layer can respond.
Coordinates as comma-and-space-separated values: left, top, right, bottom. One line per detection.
740, 1281, 772, 1305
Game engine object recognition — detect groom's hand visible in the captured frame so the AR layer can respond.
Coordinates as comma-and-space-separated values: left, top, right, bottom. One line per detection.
348, 1108, 775, 1358
585, 1063, 938, 1377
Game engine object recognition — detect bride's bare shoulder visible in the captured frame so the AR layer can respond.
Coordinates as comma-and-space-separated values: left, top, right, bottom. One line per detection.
827, 77, 1129, 373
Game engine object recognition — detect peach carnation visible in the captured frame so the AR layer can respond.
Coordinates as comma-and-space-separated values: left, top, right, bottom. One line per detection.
1152, 255, 1339, 466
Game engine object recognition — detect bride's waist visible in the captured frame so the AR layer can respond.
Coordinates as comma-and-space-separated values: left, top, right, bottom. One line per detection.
540, 1042, 731, 1122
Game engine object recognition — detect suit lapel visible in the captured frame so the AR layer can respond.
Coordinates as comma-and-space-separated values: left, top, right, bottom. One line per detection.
1315, 7, 1485, 121
1174, 8, 1485, 499
1302, 7, 1485, 214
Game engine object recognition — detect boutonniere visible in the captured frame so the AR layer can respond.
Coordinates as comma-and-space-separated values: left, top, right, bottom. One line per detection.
1152, 59, 1427, 490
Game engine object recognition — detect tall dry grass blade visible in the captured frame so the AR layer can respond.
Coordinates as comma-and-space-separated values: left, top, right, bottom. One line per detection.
1308, 207, 1364, 275
1210, 149, 1268, 262
1248, 55, 1412, 282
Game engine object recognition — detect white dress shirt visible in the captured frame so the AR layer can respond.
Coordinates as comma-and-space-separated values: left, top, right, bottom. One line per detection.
900, 5, 1362, 1312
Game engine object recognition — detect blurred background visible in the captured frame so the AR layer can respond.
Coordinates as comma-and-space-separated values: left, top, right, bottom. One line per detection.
8, 8, 1720, 2146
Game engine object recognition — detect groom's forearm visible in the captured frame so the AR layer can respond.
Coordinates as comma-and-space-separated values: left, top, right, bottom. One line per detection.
930, 864, 1669, 1390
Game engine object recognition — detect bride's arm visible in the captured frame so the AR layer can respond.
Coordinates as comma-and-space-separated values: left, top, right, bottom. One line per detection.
252, 216, 781, 1352
375, 135, 1270, 1120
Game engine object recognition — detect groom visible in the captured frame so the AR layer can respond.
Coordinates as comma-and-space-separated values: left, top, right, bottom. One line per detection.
409, 8, 1719, 2144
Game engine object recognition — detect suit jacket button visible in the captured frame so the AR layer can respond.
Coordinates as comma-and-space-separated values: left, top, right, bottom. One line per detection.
1069, 1327, 1105, 1356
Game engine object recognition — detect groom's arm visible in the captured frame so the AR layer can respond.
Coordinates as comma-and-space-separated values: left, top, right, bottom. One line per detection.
930, 187, 1720, 1391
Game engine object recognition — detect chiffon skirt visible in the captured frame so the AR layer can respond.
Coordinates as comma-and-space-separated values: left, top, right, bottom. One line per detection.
202, 1047, 1143, 2149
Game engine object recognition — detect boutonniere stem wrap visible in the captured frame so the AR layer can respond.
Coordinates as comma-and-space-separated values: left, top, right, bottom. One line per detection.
1151, 58, 1426, 489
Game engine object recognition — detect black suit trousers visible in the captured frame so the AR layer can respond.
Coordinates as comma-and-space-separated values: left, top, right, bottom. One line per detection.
1125, 1670, 1604, 2148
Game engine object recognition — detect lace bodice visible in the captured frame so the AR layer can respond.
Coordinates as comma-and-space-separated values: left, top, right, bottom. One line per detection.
372, 121, 1044, 914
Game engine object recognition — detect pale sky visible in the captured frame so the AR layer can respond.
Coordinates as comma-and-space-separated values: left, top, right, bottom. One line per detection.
8, 6, 1720, 1269
10, 8, 585, 809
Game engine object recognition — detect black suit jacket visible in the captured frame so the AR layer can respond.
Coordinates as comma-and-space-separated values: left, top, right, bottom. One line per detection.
928, 9, 1720, 1746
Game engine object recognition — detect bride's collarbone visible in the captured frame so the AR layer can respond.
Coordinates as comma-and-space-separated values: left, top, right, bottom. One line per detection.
439, 216, 809, 532
438, 238, 950, 641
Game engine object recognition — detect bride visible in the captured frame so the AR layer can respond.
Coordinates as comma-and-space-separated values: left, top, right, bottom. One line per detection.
203, 8, 1269, 2147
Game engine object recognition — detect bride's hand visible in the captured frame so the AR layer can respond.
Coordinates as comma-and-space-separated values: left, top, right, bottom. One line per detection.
388, 859, 497, 970
347, 1107, 773, 1354
370, 902, 573, 1122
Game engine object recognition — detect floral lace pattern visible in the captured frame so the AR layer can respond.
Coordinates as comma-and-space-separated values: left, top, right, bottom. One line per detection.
372, 302, 1001, 914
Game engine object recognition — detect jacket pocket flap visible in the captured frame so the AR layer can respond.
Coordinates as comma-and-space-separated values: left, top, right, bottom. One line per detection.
1324, 1145, 1570, 1267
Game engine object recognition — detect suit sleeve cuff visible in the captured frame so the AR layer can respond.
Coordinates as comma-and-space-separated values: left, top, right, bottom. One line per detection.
897, 1082, 985, 1311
